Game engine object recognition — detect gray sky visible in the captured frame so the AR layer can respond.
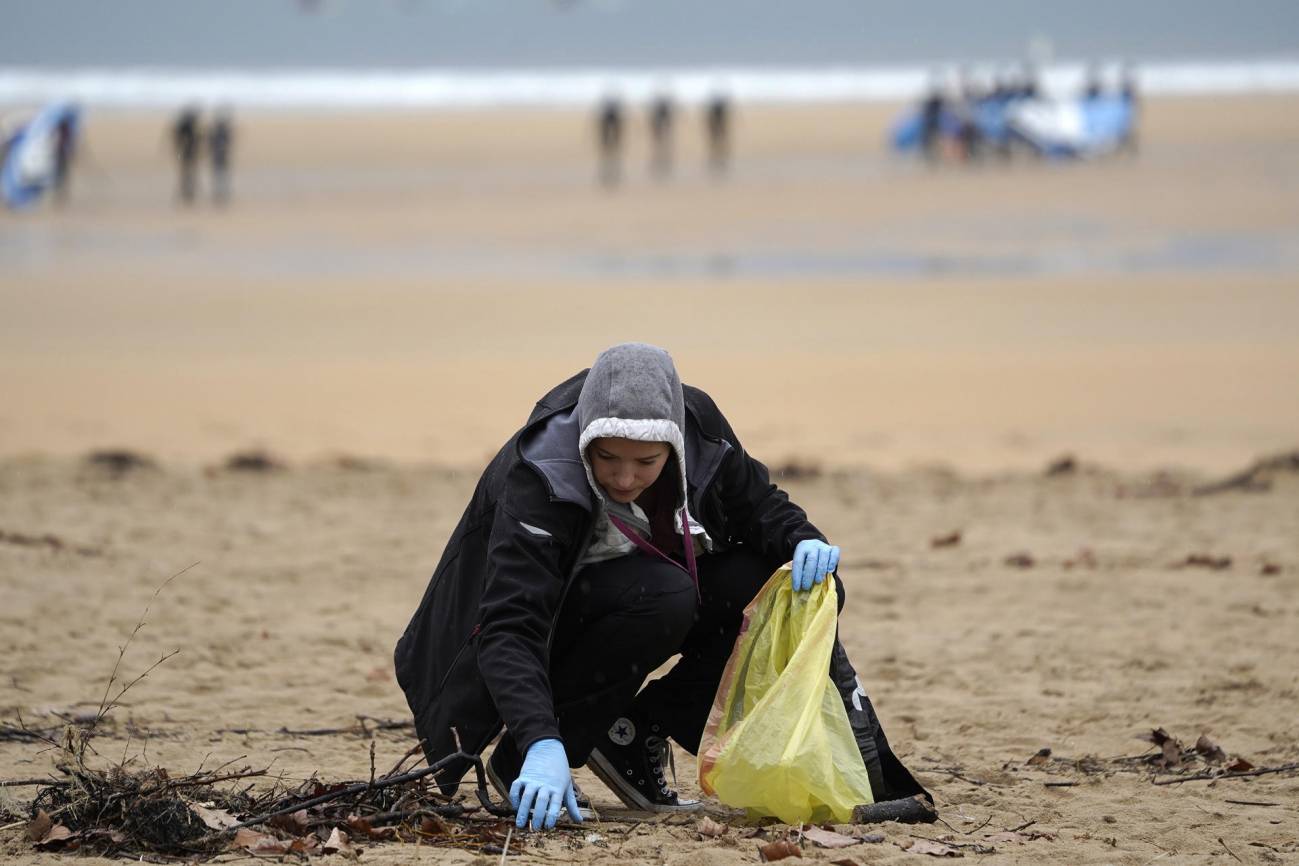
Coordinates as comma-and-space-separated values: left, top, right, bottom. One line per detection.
4, 0, 1299, 68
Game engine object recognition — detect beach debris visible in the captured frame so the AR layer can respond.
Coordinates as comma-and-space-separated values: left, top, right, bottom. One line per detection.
1026, 748, 1051, 766
1195, 734, 1228, 764
802, 825, 861, 848
1044, 454, 1078, 476
1261, 561, 1281, 575
1194, 449, 1299, 496
0, 528, 99, 557
322, 826, 357, 858
696, 816, 728, 837
25, 810, 78, 849
222, 449, 286, 473
85, 448, 157, 475
930, 530, 962, 548
758, 838, 803, 860
984, 829, 1055, 844
1174, 553, 1232, 571
899, 837, 963, 856
187, 800, 240, 830
851, 796, 937, 824
1145, 728, 1186, 768
831, 859, 866, 866
1063, 548, 1097, 569
1003, 552, 1035, 569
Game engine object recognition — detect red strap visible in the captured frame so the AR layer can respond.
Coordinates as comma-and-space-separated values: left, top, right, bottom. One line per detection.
606, 508, 701, 599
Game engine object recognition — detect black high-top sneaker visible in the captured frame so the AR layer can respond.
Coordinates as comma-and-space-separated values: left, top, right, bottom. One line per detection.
486, 738, 599, 821
587, 715, 701, 812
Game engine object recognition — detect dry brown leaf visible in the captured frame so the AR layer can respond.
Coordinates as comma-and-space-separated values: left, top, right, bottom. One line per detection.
831, 859, 864, 866
187, 800, 240, 830
233, 827, 293, 855
1226, 757, 1256, 773
269, 808, 310, 835
1026, 747, 1052, 766
346, 814, 398, 841
1004, 552, 1035, 569
34, 823, 74, 849
901, 838, 964, 857
697, 817, 728, 837
290, 836, 323, 855
1146, 727, 1185, 768
803, 826, 860, 848
930, 531, 961, 548
1195, 734, 1228, 763
419, 814, 455, 836
25, 810, 52, 843
323, 826, 357, 858
758, 839, 803, 861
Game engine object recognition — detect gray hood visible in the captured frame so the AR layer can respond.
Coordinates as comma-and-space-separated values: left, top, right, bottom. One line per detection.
576, 342, 688, 510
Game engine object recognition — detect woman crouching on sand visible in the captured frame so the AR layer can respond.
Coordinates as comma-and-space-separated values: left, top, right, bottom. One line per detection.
395, 343, 925, 830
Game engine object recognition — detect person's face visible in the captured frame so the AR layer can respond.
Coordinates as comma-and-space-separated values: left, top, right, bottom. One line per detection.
588, 437, 671, 504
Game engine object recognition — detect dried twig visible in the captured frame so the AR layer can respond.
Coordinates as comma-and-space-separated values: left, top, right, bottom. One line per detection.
1151, 763, 1299, 786
95, 563, 196, 725
1218, 837, 1244, 863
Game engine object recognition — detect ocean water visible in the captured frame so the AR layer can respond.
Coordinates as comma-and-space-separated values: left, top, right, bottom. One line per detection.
3, 61, 1299, 109
2, 0, 1298, 107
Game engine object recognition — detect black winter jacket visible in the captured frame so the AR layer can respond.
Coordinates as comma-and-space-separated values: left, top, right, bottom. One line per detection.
393, 370, 824, 792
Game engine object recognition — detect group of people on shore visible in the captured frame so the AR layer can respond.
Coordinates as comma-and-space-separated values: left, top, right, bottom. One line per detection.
906, 63, 1139, 163
170, 106, 235, 205
594, 93, 732, 187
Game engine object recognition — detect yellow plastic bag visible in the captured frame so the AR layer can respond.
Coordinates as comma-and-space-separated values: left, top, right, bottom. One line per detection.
697, 566, 874, 824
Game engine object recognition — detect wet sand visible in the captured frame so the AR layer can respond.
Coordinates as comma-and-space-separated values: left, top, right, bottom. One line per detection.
2, 96, 1298, 472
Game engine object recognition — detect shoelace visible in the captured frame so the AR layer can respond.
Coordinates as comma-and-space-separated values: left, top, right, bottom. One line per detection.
646, 736, 678, 795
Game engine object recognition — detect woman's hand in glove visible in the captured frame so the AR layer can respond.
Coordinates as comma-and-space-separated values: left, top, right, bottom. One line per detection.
509, 738, 582, 831
792, 539, 841, 592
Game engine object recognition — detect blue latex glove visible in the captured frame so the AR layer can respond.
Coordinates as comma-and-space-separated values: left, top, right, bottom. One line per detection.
792, 539, 840, 592
509, 738, 582, 831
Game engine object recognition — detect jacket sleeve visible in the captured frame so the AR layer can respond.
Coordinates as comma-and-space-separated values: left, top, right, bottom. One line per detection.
475, 465, 585, 756
701, 392, 826, 564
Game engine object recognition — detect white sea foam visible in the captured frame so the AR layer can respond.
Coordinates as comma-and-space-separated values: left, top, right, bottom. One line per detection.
1, 59, 1297, 110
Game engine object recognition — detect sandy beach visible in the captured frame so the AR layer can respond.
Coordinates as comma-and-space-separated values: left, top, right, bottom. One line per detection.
2, 96, 1298, 864
3, 97, 1298, 472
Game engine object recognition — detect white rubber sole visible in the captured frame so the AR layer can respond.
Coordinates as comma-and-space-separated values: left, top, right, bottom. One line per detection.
587, 748, 702, 813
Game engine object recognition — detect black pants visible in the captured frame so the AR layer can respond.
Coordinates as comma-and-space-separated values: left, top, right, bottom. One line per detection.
535, 547, 841, 763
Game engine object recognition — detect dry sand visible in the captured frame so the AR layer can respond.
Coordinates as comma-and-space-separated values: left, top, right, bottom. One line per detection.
2, 96, 1298, 863
1, 456, 1297, 865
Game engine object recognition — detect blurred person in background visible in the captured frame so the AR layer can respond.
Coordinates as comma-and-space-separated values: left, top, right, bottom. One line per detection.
51, 108, 78, 206
704, 92, 731, 176
1119, 63, 1141, 155
648, 93, 674, 179
595, 95, 624, 188
171, 106, 202, 204
208, 109, 235, 205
